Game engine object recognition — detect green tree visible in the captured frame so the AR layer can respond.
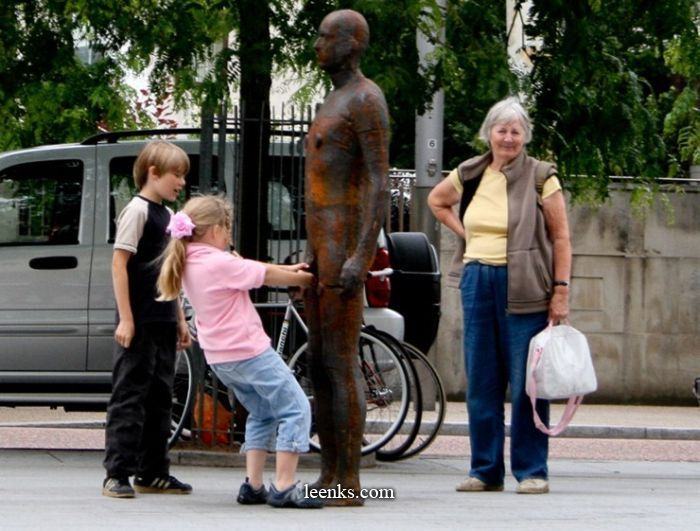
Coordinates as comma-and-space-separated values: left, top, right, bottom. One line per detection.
524, 0, 698, 200
5, 0, 698, 205
0, 1, 142, 150
662, 2, 700, 176
281, 0, 443, 168
68, 0, 238, 108
438, 1, 518, 168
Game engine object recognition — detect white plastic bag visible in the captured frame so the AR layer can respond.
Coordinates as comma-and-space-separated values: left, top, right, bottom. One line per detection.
526, 323, 597, 436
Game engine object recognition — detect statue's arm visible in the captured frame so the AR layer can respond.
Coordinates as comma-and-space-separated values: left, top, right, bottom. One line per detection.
339, 92, 390, 294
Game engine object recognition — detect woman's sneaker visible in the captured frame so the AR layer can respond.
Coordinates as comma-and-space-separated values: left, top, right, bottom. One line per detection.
267, 482, 323, 509
455, 477, 503, 492
516, 478, 549, 494
133, 475, 193, 494
102, 477, 135, 498
237, 478, 268, 505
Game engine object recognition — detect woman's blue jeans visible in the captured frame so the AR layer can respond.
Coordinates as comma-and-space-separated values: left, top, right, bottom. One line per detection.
460, 262, 549, 484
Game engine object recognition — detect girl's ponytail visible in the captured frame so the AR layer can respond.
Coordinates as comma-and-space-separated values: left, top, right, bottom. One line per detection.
157, 238, 187, 301
157, 194, 233, 301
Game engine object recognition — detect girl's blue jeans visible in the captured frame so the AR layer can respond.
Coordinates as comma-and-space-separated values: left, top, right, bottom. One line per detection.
460, 262, 549, 484
210, 347, 311, 454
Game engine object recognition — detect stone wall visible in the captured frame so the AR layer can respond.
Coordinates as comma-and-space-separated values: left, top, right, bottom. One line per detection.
432, 186, 700, 405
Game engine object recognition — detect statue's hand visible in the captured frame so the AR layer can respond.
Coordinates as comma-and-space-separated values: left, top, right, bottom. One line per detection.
304, 250, 316, 267
339, 256, 364, 295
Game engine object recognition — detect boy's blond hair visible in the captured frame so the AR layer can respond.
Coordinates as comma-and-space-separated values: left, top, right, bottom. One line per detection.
133, 140, 190, 190
157, 195, 233, 301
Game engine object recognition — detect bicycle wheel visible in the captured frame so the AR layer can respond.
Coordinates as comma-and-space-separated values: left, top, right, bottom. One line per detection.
169, 347, 195, 448
395, 342, 446, 460
288, 330, 410, 455
367, 328, 424, 462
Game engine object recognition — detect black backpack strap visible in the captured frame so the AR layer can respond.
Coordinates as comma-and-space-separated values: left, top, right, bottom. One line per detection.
458, 175, 482, 221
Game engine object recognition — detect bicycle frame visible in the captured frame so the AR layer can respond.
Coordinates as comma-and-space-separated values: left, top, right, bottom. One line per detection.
254, 300, 308, 357
185, 268, 398, 357
258, 266, 394, 359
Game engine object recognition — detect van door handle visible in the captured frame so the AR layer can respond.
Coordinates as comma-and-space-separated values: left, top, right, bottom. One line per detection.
29, 256, 78, 270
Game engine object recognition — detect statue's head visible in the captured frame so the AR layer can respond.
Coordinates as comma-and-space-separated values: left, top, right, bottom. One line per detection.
314, 9, 369, 73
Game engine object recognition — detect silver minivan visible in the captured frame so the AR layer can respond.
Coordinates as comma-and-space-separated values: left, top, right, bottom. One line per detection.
0, 132, 407, 411
0, 135, 239, 408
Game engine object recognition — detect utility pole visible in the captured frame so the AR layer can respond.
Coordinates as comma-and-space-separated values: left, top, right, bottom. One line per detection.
413, 0, 446, 249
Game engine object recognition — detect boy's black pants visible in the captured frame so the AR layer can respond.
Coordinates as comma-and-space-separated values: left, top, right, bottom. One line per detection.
103, 322, 177, 480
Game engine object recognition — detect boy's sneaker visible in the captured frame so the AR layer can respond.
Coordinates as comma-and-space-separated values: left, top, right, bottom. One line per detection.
133, 475, 193, 494
267, 482, 323, 509
237, 478, 268, 505
102, 477, 135, 498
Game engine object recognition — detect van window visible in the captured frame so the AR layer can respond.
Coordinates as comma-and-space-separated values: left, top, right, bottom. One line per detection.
108, 155, 218, 242
0, 160, 83, 245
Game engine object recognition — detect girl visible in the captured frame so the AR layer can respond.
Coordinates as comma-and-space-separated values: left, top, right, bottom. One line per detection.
157, 195, 321, 509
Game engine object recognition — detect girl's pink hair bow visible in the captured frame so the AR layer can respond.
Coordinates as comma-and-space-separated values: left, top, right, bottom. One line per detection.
166, 212, 195, 239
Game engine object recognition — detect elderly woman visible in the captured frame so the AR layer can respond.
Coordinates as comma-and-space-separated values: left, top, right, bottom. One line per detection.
428, 97, 571, 495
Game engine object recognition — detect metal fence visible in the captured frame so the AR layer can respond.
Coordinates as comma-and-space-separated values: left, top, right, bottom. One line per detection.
180, 106, 419, 450
198, 105, 419, 258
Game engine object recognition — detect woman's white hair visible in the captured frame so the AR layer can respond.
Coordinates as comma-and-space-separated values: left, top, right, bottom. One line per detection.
478, 96, 533, 146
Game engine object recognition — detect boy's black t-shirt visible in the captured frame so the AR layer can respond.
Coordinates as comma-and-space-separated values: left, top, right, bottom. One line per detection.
114, 195, 177, 324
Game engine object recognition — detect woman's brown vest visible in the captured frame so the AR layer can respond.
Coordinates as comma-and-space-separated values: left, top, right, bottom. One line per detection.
446, 150, 557, 314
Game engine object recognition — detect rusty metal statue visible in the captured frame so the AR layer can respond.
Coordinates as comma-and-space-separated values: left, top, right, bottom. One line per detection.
303, 9, 390, 505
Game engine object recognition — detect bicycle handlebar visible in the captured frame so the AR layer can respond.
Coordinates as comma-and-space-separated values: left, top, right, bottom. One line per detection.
367, 267, 394, 278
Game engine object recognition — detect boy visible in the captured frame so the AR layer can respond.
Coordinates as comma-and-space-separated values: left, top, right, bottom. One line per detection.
103, 140, 193, 498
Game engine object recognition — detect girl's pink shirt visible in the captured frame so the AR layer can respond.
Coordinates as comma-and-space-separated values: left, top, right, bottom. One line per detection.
182, 243, 271, 364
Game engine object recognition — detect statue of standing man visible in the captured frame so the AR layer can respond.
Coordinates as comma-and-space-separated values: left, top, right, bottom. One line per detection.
304, 9, 390, 505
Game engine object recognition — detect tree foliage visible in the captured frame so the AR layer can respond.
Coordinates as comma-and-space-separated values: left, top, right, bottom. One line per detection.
2, 0, 699, 200
524, 0, 699, 199
438, 1, 517, 168
0, 1, 142, 150
68, 0, 239, 107
662, 2, 700, 172
281, 0, 442, 168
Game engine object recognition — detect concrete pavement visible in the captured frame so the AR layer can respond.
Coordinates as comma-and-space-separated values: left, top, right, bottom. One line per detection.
0, 449, 699, 530
1, 404, 700, 529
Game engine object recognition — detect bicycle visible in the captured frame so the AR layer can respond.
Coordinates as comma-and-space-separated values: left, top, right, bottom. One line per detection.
275, 270, 412, 455
169, 273, 412, 455
366, 327, 446, 461
383, 340, 446, 460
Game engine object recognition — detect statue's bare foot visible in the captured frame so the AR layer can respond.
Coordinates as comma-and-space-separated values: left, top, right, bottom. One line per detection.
309, 475, 335, 490
324, 496, 365, 507
307, 478, 365, 506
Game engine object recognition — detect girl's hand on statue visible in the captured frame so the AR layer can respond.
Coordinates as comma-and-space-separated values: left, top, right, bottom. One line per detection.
285, 262, 310, 272
296, 270, 315, 288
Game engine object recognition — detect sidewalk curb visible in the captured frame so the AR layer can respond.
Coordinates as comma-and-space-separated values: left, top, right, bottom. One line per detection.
2, 420, 699, 441
171, 449, 377, 469
0, 447, 377, 469
438, 421, 700, 440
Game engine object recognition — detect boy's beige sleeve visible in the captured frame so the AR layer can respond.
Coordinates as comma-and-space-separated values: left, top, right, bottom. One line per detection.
114, 199, 148, 253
